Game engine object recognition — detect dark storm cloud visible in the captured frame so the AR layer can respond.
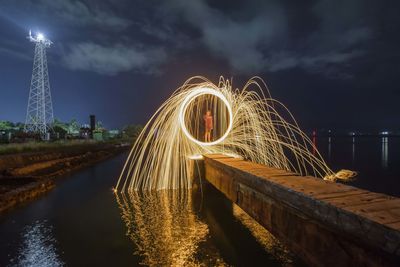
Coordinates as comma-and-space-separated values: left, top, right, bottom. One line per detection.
1, 0, 399, 130
152, 0, 373, 77
157, 0, 288, 74
39, 0, 131, 28
0, 0, 161, 76
63, 42, 167, 75
0, 0, 131, 29
0, 38, 31, 61
0, 0, 378, 77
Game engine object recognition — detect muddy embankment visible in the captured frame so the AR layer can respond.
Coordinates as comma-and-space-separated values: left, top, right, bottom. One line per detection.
0, 142, 129, 214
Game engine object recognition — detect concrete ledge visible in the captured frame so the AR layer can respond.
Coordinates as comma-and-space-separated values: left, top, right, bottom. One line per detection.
204, 154, 400, 267
0, 144, 128, 214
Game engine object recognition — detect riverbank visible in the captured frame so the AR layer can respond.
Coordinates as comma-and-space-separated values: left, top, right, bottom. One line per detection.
0, 141, 130, 214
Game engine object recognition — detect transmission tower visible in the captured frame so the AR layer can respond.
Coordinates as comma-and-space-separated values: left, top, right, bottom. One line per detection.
24, 31, 54, 139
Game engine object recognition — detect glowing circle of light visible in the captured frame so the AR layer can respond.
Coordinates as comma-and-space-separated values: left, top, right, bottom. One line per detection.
179, 87, 233, 146
116, 76, 357, 192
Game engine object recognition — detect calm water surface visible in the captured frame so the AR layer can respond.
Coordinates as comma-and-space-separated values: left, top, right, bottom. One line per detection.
0, 137, 398, 266
316, 136, 400, 197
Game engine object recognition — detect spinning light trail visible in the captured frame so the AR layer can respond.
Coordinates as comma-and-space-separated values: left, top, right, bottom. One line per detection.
116, 76, 355, 191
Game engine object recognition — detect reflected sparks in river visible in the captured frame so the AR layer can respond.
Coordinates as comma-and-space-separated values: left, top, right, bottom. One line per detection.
115, 190, 227, 266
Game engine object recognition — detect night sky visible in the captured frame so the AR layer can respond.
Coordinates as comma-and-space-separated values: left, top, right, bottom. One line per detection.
0, 0, 399, 131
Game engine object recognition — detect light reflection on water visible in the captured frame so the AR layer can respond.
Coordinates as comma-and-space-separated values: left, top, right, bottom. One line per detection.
232, 205, 293, 265
325, 136, 391, 170
0, 152, 300, 266
8, 220, 64, 267
381, 137, 388, 169
352, 137, 355, 163
116, 190, 227, 266
1, 138, 399, 265
317, 136, 400, 197
116, 189, 296, 266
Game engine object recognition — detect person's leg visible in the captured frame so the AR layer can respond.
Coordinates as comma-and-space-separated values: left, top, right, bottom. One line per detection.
206, 131, 210, 142
204, 131, 209, 142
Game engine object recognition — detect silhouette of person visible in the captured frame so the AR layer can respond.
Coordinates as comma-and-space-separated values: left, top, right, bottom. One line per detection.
203, 110, 213, 142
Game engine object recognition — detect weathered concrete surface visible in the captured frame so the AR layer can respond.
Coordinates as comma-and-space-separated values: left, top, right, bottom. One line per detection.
0, 143, 128, 214
0, 142, 128, 172
203, 154, 400, 267
0, 178, 55, 213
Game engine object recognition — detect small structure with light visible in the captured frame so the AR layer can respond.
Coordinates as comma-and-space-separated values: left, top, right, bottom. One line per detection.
24, 30, 54, 139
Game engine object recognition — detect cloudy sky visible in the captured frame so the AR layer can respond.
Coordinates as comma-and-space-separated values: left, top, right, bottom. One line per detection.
0, 0, 399, 131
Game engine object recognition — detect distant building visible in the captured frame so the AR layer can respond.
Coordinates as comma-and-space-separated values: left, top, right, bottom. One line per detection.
80, 124, 91, 139
0, 131, 12, 142
108, 129, 120, 139
90, 115, 96, 139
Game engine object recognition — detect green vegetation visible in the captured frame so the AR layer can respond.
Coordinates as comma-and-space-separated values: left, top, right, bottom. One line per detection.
0, 118, 144, 155
122, 124, 144, 139
0, 121, 24, 131
0, 139, 103, 155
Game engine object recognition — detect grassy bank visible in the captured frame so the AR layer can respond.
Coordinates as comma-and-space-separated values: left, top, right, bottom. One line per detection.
0, 139, 131, 156
0, 140, 129, 213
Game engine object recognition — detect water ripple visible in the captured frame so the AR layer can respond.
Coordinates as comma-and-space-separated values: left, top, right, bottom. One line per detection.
8, 220, 64, 267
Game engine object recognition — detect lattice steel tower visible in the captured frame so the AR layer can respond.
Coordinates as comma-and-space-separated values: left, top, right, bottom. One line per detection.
25, 31, 54, 139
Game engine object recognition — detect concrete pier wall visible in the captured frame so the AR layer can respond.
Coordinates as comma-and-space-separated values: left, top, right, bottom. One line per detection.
203, 154, 400, 267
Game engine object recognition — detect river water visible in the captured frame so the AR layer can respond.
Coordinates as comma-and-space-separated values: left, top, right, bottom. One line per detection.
0, 136, 398, 266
